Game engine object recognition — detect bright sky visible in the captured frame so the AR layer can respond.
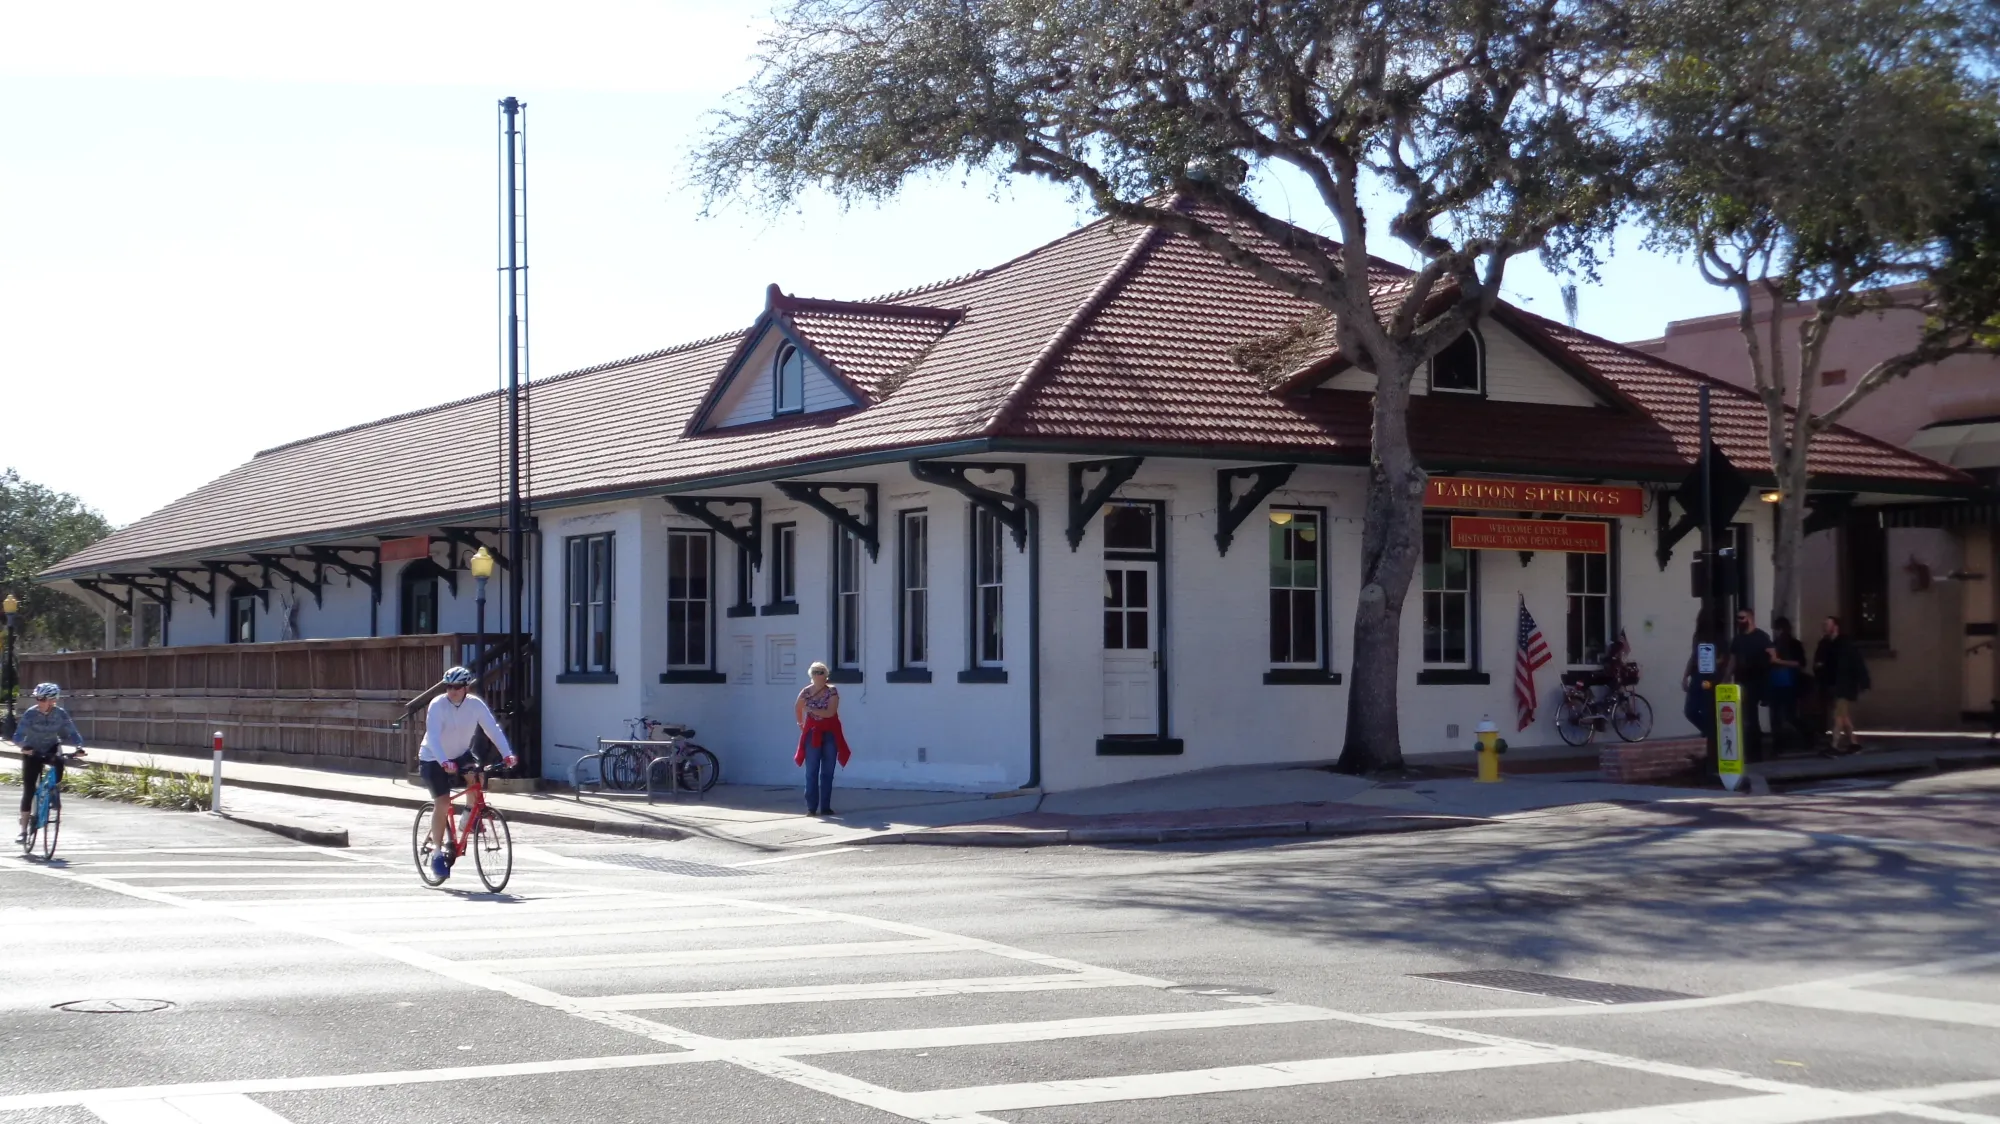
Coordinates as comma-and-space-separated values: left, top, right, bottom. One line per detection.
1, 1, 1738, 528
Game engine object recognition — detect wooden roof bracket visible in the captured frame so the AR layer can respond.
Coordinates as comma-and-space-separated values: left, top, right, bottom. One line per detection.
910, 461, 1029, 550
152, 567, 218, 615
204, 561, 270, 609
775, 481, 879, 560
1215, 464, 1298, 556
666, 497, 764, 569
304, 546, 381, 597
249, 553, 325, 607
105, 573, 173, 606
73, 577, 133, 614
1066, 458, 1144, 551
437, 528, 506, 572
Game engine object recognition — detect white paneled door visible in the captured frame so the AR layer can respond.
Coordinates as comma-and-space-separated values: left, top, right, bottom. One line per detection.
1103, 563, 1159, 735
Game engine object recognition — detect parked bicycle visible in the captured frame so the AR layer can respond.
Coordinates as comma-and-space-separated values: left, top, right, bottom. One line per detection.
20, 749, 86, 861
602, 717, 719, 794
1554, 654, 1654, 746
412, 762, 513, 892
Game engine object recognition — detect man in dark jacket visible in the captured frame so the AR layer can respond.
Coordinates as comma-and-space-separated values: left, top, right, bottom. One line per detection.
1813, 616, 1870, 753
1727, 609, 1772, 762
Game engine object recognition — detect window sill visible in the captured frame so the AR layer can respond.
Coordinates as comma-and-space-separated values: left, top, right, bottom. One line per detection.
659, 670, 727, 684
829, 667, 864, 684
886, 668, 932, 684
1096, 737, 1185, 756
1263, 669, 1342, 686
556, 672, 619, 685
760, 601, 800, 616
958, 667, 1009, 684
725, 604, 757, 619
1416, 669, 1490, 685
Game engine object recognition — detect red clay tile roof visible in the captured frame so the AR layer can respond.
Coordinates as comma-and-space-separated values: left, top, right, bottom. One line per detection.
46, 214, 1967, 579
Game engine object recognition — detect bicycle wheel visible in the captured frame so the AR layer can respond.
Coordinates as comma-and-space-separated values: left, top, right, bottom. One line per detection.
1612, 692, 1655, 743
23, 782, 50, 856
472, 806, 512, 893
606, 747, 642, 791
1554, 693, 1595, 746
40, 801, 60, 861
677, 747, 720, 793
412, 806, 447, 886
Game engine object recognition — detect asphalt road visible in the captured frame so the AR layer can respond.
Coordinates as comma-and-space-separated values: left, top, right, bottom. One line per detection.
5, 772, 2000, 1124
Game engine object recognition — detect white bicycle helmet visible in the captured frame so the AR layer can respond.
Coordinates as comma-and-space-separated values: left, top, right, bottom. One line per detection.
31, 682, 60, 700
441, 666, 477, 687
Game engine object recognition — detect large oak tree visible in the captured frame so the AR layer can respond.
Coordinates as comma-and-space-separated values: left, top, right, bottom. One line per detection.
1635, 0, 2000, 628
694, 0, 1635, 771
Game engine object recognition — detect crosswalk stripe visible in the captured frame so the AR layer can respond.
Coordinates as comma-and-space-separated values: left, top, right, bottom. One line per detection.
137, 883, 409, 892
463, 936, 975, 972
105, 873, 405, 881
387, 913, 825, 944
88, 1092, 294, 1123
1766, 987, 2000, 1029
231, 892, 712, 916
75, 862, 366, 870
581, 972, 1160, 1010
744, 1002, 1338, 1055
891, 1046, 1561, 1115
1481, 1091, 1918, 1123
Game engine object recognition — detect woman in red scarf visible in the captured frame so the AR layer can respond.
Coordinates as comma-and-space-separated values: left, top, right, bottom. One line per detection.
794, 661, 850, 816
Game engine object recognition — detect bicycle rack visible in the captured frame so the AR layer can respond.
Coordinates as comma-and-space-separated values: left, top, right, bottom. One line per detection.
564, 744, 607, 802
646, 754, 691, 805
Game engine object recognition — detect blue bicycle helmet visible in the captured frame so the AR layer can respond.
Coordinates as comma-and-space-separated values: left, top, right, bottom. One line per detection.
441, 666, 477, 687
31, 682, 60, 699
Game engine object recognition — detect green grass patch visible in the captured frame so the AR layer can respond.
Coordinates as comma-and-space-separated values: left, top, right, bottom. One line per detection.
1, 759, 212, 812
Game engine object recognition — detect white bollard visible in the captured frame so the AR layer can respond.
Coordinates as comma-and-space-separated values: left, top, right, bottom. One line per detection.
211, 731, 224, 814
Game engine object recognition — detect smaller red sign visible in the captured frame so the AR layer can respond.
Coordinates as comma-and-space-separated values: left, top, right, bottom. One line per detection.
1448, 517, 1610, 554
380, 536, 432, 563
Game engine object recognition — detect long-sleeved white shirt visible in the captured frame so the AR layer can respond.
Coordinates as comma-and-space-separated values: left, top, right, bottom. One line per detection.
419, 693, 513, 764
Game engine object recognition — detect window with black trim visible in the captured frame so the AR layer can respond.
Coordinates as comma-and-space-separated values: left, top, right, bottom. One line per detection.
229, 586, 257, 644
1566, 544, 1613, 666
774, 343, 805, 414
972, 507, 1004, 666
899, 511, 929, 668
1422, 515, 1476, 667
399, 560, 442, 635
667, 530, 712, 670
728, 543, 755, 617
1268, 510, 1320, 667
833, 528, 864, 671
564, 533, 613, 675
1430, 329, 1484, 394
766, 522, 797, 611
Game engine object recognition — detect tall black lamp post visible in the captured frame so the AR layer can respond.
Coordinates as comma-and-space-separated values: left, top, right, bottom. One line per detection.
3, 594, 19, 740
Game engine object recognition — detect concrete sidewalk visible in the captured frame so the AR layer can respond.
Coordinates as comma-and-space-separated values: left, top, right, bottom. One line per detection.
4, 740, 1719, 851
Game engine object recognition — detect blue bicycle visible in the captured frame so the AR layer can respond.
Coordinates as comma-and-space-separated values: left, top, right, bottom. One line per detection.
21, 750, 86, 861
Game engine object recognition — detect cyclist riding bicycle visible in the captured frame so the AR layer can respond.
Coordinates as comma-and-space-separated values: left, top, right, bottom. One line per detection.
15, 683, 85, 843
419, 666, 516, 882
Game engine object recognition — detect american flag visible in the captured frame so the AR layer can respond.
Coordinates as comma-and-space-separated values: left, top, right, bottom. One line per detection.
1515, 595, 1552, 731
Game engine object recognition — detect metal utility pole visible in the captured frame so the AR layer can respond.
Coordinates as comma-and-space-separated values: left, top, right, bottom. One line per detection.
498, 95, 535, 776
1697, 384, 1717, 767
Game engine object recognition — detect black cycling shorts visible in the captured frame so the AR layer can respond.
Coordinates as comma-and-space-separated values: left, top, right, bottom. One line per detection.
420, 754, 476, 799
19, 754, 63, 813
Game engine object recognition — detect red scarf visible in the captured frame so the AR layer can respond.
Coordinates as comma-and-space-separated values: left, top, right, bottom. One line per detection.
795, 714, 852, 767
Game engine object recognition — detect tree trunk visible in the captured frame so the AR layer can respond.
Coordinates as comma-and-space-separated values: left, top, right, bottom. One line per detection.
1770, 456, 1811, 630
1336, 363, 1426, 774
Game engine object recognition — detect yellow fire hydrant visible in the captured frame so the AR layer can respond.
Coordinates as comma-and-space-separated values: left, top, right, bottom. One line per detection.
1475, 715, 1506, 783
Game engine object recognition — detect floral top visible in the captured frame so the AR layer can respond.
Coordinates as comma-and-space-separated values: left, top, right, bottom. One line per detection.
798, 684, 839, 721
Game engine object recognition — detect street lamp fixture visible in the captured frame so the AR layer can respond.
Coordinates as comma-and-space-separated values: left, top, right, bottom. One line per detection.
3, 593, 19, 739
468, 547, 495, 652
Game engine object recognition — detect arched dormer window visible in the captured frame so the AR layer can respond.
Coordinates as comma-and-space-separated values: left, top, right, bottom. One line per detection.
400, 559, 444, 635
1430, 328, 1485, 395
774, 343, 805, 414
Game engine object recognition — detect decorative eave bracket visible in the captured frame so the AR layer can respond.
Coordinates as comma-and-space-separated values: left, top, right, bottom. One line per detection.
666, 497, 764, 569
910, 461, 1030, 550
152, 567, 218, 615
73, 578, 133, 614
305, 546, 382, 600
250, 553, 326, 607
1066, 458, 1144, 551
104, 573, 174, 607
437, 528, 507, 573
204, 561, 270, 609
1215, 464, 1297, 556
775, 481, 880, 560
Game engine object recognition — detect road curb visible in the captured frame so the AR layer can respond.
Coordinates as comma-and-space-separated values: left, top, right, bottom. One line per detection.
849, 812, 1491, 848
216, 809, 350, 848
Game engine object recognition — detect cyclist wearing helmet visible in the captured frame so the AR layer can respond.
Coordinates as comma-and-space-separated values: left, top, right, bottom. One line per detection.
15, 683, 85, 843
419, 667, 516, 880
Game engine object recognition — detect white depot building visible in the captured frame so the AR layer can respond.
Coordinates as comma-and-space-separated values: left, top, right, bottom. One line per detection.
37, 216, 1969, 792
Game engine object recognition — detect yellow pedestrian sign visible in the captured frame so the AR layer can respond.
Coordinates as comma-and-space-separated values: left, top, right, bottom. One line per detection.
1715, 682, 1743, 791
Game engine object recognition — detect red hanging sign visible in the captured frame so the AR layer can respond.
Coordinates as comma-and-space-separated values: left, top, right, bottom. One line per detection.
380, 536, 432, 563
1448, 517, 1610, 554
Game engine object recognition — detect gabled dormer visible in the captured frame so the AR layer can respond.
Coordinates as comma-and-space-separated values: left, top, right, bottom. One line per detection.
688, 285, 963, 433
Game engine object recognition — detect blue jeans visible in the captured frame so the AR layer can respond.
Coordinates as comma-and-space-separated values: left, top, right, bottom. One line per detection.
1683, 684, 1714, 738
803, 730, 837, 813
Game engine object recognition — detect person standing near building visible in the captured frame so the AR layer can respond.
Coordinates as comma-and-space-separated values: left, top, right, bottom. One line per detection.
1765, 616, 1807, 752
1814, 616, 1870, 753
794, 661, 850, 817
1727, 609, 1772, 762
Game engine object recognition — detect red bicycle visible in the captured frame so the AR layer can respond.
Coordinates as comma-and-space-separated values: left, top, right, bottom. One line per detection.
412, 764, 513, 892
